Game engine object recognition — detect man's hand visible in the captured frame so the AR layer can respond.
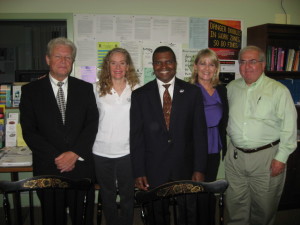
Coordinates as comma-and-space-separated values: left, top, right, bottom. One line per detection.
135, 176, 149, 191
55, 151, 79, 173
270, 159, 286, 177
192, 171, 205, 182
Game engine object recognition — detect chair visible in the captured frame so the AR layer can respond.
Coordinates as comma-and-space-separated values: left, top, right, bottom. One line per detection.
135, 179, 228, 225
0, 175, 93, 225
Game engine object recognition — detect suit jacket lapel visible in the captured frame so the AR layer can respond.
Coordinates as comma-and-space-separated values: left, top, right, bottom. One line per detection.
65, 77, 76, 128
169, 78, 185, 131
40, 76, 64, 127
41, 76, 60, 113
148, 80, 167, 130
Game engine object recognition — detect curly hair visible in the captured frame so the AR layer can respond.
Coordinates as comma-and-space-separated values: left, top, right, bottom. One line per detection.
97, 48, 140, 96
190, 48, 220, 87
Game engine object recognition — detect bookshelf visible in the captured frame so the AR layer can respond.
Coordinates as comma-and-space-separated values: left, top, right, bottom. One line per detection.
247, 23, 300, 80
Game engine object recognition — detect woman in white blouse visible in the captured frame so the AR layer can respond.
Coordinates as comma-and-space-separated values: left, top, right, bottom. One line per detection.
93, 48, 140, 225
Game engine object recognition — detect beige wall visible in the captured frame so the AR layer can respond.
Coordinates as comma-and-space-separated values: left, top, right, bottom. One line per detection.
0, 0, 300, 34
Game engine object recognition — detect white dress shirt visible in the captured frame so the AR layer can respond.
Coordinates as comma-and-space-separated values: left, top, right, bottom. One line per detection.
156, 76, 175, 106
49, 74, 68, 102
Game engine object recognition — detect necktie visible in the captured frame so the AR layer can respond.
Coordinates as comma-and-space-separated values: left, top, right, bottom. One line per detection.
163, 84, 172, 130
57, 81, 66, 124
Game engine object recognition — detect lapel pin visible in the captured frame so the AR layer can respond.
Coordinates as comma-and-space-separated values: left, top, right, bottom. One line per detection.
179, 89, 184, 93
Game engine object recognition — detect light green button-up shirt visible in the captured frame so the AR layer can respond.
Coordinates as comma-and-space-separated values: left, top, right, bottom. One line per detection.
227, 74, 297, 163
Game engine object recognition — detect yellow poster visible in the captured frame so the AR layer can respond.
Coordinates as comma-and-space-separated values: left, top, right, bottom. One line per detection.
97, 42, 120, 68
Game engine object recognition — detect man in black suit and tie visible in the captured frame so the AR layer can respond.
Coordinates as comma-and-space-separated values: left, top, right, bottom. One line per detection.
130, 46, 208, 224
19, 37, 99, 225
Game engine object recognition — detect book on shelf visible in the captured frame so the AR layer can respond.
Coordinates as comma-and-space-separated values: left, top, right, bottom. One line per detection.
266, 46, 272, 71
270, 46, 276, 71
0, 105, 4, 148
286, 49, 295, 71
276, 48, 284, 71
280, 48, 286, 71
0, 84, 11, 107
12, 82, 28, 107
292, 50, 300, 71
273, 47, 278, 71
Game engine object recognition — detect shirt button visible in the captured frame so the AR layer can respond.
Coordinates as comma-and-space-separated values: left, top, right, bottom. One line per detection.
168, 139, 172, 143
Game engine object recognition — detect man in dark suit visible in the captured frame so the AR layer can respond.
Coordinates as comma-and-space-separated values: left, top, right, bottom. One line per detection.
130, 46, 208, 224
19, 37, 99, 225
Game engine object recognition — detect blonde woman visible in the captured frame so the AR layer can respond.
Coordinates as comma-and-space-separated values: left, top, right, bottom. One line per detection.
191, 48, 228, 182
191, 48, 228, 224
93, 48, 140, 225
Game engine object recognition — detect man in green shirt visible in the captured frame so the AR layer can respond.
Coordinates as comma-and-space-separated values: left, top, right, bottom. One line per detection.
225, 46, 297, 225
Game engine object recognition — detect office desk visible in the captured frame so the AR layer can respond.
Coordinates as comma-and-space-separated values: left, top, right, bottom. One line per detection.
0, 146, 32, 182
0, 166, 33, 181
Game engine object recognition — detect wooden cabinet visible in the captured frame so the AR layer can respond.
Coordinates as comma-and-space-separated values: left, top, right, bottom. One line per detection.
247, 23, 300, 80
279, 145, 300, 210
247, 23, 300, 210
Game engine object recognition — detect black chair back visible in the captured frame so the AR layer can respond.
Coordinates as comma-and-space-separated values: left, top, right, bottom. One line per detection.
0, 175, 92, 225
135, 179, 228, 225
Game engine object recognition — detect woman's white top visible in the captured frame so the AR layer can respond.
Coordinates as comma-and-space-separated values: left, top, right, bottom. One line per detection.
92, 82, 139, 158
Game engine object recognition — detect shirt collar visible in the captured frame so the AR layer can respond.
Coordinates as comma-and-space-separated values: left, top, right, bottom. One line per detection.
49, 74, 68, 86
156, 76, 175, 87
241, 73, 265, 88
111, 81, 130, 94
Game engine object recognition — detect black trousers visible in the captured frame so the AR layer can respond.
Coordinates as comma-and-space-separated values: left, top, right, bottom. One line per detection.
197, 152, 221, 225
94, 154, 135, 225
37, 188, 95, 225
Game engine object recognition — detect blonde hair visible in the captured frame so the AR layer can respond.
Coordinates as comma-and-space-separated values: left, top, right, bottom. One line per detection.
190, 48, 220, 87
97, 48, 140, 96
46, 37, 76, 61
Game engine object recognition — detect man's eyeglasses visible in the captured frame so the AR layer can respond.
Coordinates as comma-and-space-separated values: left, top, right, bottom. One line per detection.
239, 59, 263, 65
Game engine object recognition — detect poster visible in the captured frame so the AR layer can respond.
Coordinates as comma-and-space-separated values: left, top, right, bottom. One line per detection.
208, 19, 242, 60
97, 42, 120, 68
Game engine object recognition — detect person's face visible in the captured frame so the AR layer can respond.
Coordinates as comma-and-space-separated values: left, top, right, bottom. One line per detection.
194, 57, 217, 83
46, 44, 73, 81
153, 51, 177, 83
239, 49, 266, 85
109, 52, 128, 81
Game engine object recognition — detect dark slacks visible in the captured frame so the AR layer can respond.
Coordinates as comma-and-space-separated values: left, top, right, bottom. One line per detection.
94, 154, 135, 225
201, 153, 221, 225
37, 188, 95, 225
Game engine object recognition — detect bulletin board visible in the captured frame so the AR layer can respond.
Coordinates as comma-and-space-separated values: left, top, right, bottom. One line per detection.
73, 14, 243, 84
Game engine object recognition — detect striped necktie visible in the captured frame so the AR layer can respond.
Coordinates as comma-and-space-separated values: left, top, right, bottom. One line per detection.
56, 81, 66, 124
